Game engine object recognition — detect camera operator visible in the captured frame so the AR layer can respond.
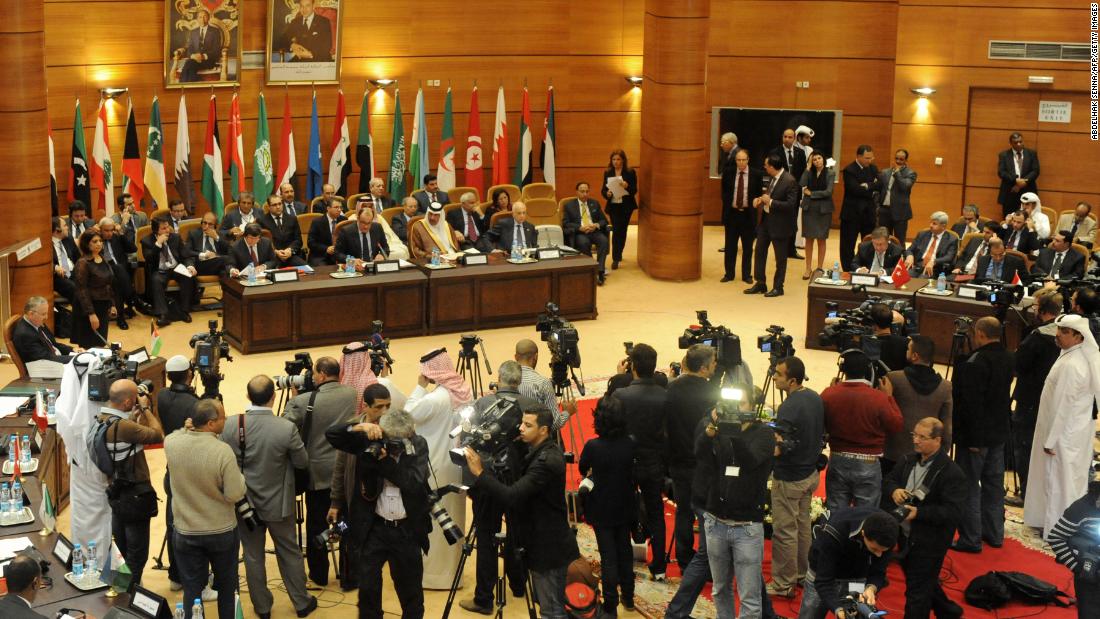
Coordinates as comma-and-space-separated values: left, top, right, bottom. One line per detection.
1010, 291, 1061, 502
326, 401, 432, 619
220, 376, 316, 618
796, 507, 899, 619
664, 344, 718, 571
283, 356, 358, 587
612, 342, 669, 580
883, 336, 952, 473
695, 401, 776, 618
465, 407, 581, 619
459, 361, 543, 615
1048, 479, 1100, 618
883, 417, 967, 619
951, 316, 1014, 553
514, 339, 570, 430
822, 350, 903, 510
157, 355, 201, 592
165, 398, 245, 619
768, 356, 825, 599
869, 302, 908, 371
100, 378, 163, 586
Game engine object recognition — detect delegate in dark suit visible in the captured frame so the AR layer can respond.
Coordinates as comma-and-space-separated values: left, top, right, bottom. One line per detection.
997, 147, 1040, 218
258, 212, 306, 267
752, 168, 801, 294
722, 164, 763, 281
769, 145, 807, 181
0, 593, 47, 619
413, 190, 450, 214
52, 236, 79, 301
446, 207, 490, 252
975, 253, 1026, 284
839, 160, 882, 271
1031, 247, 1085, 280
491, 217, 539, 252
951, 217, 993, 239
905, 230, 958, 277
334, 222, 389, 263
179, 20, 223, 83
307, 214, 347, 266
851, 240, 903, 273
101, 233, 138, 307
954, 236, 990, 272
218, 207, 260, 243
281, 11, 333, 62
391, 212, 415, 243
877, 165, 918, 243
112, 210, 149, 245
186, 227, 230, 277
140, 231, 197, 319
229, 237, 279, 271
12, 316, 72, 364
560, 198, 610, 273
1000, 225, 1040, 255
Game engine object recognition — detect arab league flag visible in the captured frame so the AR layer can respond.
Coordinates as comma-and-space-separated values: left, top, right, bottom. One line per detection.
48, 117, 58, 216
388, 89, 407, 200
253, 93, 274, 202
513, 86, 532, 187
436, 87, 455, 191
327, 90, 352, 196
306, 92, 323, 200
491, 86, 508, 186
91, 99, 115, 214
175, 95, 195, 214
143, 97, 169, 210
277, 91, 297, 191
540, 85, 556, 188
464, 86, 483, 196
226, 92, 246, 201
356, 89, 375, 192
39, 482, 56, 533
409, 87, 428, 190
150, 319, 162, 356
68, 100, 91, 208
201, 94, 225, 219
121, 99, 145, 204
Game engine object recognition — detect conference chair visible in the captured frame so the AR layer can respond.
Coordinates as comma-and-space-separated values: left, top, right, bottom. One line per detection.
536, 225, 565, 248
447, 186, 479, 204
489, 211, 512, 229
443, 203, 463, 217
347, 193, 367, 209
486, 184, 520, 205
524, 198, 559, 227
1072, 243, 1091, 271
1006, 248, 1032, 271
1041, 206, 1057, 228
333, 219, 356, 236
520, 183, 555, 202
381, 206, 403, 225
309, 196, 326, 212
297, 213, 321, 257
958, 232, 984, 261
4, 314, 28, 380
151, 207, 170, 222
861, 233, 902, 248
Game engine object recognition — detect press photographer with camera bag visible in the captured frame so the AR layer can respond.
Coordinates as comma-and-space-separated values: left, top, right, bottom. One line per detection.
1048, 479, 1100, 618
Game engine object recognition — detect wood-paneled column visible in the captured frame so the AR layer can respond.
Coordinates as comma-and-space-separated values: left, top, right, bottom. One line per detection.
637, 0, 708, 281
0, 0, 52, 315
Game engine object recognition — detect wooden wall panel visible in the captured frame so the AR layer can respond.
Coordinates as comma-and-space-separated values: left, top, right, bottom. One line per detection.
908, 182, 965, 233
710, 1, 898, 60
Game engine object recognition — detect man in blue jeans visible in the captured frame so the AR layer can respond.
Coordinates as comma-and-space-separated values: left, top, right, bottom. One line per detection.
165, 399, 246, 619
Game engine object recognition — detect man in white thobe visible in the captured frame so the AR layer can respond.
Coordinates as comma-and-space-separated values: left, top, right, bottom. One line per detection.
1023, 313, 1100, 537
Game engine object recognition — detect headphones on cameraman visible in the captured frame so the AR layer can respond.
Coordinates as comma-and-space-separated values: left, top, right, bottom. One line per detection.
838, 348, 874, 379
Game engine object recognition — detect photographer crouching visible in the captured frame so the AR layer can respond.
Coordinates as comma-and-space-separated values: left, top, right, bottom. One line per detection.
326, 389, 432, 619
1048, 479, 1100, 618
882, 417, 967, 619
464, 406, 580, 619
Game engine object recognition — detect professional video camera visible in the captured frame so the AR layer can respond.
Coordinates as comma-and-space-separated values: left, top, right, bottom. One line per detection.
535, 302, 584, 395
87, 343, 141, 402
274, 352, 315, 392
366, 320, 395, 375
704, 387, 760, 439
819, 297, 917, 357
839, 594, 887, 619
448, 394, 523, 473
678, 310, 743, 370
768, 418, 800, 454
975, 281, 1026, 307
757, 325, 794, 364
189, 319, 233, 398
890, 484, 929, 522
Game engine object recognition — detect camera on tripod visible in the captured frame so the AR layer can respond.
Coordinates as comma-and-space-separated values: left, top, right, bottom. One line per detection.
678, 310, 743, 369
839, 594, 887, 619
975, 281, 1025, 307
891, 485, 928, 522
757, 325, 794, 362
189, 319, 233, 398
87, 343, 141, 402
316, 520, 350, 546
535, 302, 583, 394
366, 320, 395, 375
274, 352, 315, 392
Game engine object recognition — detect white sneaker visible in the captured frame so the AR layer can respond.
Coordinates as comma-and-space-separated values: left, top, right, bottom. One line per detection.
169, 580, 183, 592
201, 587, 218, 602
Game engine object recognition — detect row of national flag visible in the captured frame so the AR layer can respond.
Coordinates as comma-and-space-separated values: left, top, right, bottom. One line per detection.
54, 84, 556, 218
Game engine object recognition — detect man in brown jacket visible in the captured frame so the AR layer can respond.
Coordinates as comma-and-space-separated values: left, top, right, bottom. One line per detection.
883, 335, 952, 473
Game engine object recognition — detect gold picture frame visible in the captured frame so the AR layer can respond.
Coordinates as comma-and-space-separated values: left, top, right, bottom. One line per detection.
164, 0, 242, 88
266, 0, 344, 85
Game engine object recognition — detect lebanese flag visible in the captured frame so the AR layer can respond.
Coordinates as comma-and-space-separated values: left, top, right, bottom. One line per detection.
327, 90, 352, 196
464, 86, 484, 195
121, 99, 145, 204
226, 92, 246, 201
491, 86, 508, 186
90, 99, 114, 214
891, 257, 911, 289
276, 90, 297, 190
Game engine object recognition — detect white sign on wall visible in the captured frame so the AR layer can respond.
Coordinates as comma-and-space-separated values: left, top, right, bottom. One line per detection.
1038, 101, 1072, 123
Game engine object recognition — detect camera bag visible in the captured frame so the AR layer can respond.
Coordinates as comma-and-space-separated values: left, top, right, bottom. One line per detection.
87, 415, 123, 476
105, 420, 159, 522
564, 556, 603, 619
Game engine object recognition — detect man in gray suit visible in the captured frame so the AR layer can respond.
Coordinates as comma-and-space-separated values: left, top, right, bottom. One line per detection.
283, 357, 357, 587
877, 149, 918, 243
745, 153, 801, 298
112, 193, 149, 246
222, 376, 317, 618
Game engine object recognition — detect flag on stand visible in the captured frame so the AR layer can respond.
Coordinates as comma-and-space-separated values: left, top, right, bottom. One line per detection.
201, 95, 225, 219
253, 93, 274, 202
39, 482, 55, 533
465, 86, 483, 196
540, 85, 556, 188
409, 87, 428, 191
226, 92, 246, 201
33, 391, 47, 433
91, 99, 115, 214
513, 86, 533, 187
174, 95, 195, 214
1011, 271, 1022, 285
150, 319, 162, 357
68, 100, 91, 208
48, 118, 58, 216
8, 446, 20, 483
436, 87, 455, 191
356, 89, 375, 192
388, 89, 407, 200
491, 86, 509, 186
144, 97, 168, 210
277, 91, 297, 192
121, 99, 145, 205
306, 92, 323, 200
891, 258, 911, 289
327, 90, 352, 196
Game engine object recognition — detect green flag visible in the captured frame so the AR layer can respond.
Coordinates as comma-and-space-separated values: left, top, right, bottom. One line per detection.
143, 97, 168, 209
388, 89, 407, 200
436, 88, 455, 190
254, 93, 274, 202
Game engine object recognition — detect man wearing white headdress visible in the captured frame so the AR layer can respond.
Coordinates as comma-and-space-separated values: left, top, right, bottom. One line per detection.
409, 202, 461, 260
794, 125, 815, 159
1024, 313, 1100, 537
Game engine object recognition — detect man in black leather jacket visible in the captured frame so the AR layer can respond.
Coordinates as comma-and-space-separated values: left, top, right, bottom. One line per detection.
157, 354, 201, 591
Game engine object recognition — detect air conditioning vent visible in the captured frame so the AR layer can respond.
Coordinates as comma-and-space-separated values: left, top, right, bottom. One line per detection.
989, 40, 1089, 62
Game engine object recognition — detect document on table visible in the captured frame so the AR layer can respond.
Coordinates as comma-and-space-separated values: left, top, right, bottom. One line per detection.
0, 536, 32, 560
173, 263, 194, 278
0, 395, 28, 417
606, 176, 627, 199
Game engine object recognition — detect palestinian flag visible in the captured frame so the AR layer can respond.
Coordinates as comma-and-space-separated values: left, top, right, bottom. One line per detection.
201, 95, 225, 218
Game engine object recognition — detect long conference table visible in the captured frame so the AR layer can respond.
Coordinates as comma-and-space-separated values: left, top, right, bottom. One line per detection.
805, 276, 1026, 365
221, 255, 599, 354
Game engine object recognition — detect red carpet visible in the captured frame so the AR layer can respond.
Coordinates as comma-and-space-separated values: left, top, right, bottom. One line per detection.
565, 398, 1079, 617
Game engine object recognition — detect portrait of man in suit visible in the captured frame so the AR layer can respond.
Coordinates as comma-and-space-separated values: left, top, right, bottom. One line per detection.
165, 3, 240, 86
268, 0, 342, 83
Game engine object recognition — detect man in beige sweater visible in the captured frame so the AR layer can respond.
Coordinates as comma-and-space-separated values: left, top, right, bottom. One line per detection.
165, 399, 245, 619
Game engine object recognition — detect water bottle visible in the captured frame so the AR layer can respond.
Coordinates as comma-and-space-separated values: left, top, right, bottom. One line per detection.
174, 603, 185, 619
431, 247, 441, 266
6, 434, 14, 465
72, 543, 85, 579
0, 482, 9, 516
247, 265, 257, 284
20, 435, 31, 464
936, 272, 947, 293
11, 482, 22, 516
86, 541, 98, 580
831, 260, 841, 282
47, 390, 56, 417
511, 246, 521, 261
345, 258, 355, 275
192, 598, 204, 619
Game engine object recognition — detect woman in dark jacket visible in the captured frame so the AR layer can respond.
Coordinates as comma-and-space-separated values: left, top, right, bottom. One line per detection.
798, 151, 836, 278
72, 229, 117, 348
578, 396, 636, 616
486, 187, 513, 220
600, 149, 638, 270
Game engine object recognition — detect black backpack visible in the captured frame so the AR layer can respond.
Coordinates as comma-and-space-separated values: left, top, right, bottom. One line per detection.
965, 571, 1073, 610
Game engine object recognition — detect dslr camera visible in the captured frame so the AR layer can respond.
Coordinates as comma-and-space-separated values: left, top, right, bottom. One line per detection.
678, 310, 743, 370
87, 343, 141, 402
316, 520, 350, 546
275, 352, 315, 392
236, 497, 261, 531
839, 594, 887, 619
891, 484, 929, 522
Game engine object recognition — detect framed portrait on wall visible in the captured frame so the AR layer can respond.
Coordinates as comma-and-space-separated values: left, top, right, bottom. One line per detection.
164, 0, 242, 88
267, 0, 343, 84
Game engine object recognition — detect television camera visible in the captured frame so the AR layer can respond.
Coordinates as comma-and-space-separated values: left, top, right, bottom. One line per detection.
704, 387, 761, 439
818, 297, 915, 360
838, 594, 887, 619
536, 302, 584, 396
87, 343, 150, 402
448, 394, 523, 474
678, 310, 743, 370
189, 319, 233, 398
757, 325, 794, 364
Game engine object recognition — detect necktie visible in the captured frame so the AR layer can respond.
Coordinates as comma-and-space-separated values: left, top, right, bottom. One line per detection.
515, 224, 526, 249
1051, 252, 1064, 277
1009, 230, 1019, 249
276, 216, 282, 229
768, 176, 777, 196
872, 252, 883, 272
329, 218, 336, 236
161, 243, 176, 270
883, 171, 896, 206
736, 171, 746, 208
250, 245, 259, 266
580, 202, 593, 227
200, 27, 206, 42
922, 234, 939, 266
172, 219, 179, 232
361, 232, 370, 259
1072, 220, 1080, 241
56, 243, 71, 276
38, 327, 59, 356
466, 212, 479, 242
786, 148, 793, 168
204, 236, 213, 253
104, 242, 115, 264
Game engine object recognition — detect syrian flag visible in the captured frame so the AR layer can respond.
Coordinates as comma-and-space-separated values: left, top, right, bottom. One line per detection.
144, 97, 169, 210
355, 89, 375, 192
409, 87, 428, 190
174, 95, 195, 214
513, 86, 533, 187
327, 90, 352, 196
91, 99, 114, 214
121, 99, 145, 205
387, 89, 407, 200
464, 86, 483, 196
436, 87, 455, 191
48, 118, 58, 216
68, 100, 91, 208
39, 482, 56, 534
491, 86, 509, 186
253, 93, 274, 202
150, 319, 162, 357
891, 257, 911, 289
226, 92, 246, 201
540, 85, 556, 187
201, 95, 225, 219
277, 91, 297, 192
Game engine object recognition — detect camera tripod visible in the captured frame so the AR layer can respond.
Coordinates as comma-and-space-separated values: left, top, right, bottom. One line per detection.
757, 359, 785, 415
457, 335, 492, 397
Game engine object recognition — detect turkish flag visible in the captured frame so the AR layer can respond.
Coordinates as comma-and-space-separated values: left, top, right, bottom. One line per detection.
891, 257, 911, 289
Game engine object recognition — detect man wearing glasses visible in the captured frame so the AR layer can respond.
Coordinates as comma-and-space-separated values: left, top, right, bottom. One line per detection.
187, 212, 230, 277
877, 149, 917, 244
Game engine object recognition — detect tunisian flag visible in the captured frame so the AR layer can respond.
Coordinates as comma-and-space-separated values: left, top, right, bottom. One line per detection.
891, 257, 911, 289
464, 85, 484, 196
491, 86, 508, 186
